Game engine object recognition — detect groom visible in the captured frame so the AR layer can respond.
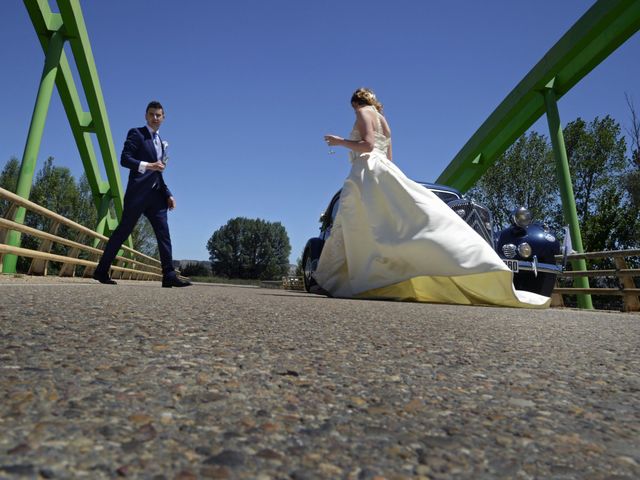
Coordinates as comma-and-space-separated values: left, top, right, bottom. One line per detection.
93, 100, 191, 287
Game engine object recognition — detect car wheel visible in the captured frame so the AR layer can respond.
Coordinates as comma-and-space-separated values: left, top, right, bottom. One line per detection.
302, 246, 320, 293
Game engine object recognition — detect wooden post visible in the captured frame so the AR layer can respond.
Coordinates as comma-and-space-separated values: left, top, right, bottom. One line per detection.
28, 220, 60, 275
59, 233, 87, 277
615, 257, 640, 312
0, 204, 18, 271
83, 239, 104, 277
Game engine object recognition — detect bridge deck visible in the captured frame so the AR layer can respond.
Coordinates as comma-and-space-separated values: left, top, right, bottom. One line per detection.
1, 277, 638, 478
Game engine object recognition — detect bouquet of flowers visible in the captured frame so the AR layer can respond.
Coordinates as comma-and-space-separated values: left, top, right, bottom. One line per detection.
161, 141, 170, 165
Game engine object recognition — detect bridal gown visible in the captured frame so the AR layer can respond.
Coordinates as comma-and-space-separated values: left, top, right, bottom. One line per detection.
314, 107, 550, 308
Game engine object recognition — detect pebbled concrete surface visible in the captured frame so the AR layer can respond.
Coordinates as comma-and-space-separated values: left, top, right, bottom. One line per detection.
0, 276, 639, 479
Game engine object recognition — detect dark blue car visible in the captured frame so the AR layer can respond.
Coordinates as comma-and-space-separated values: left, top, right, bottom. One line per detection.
495, 207, 562, 297
302, 183, 562, 297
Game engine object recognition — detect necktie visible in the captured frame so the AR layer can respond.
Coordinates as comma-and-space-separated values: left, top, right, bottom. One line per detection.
151, 132, 162, 190
153, 132, 162, 160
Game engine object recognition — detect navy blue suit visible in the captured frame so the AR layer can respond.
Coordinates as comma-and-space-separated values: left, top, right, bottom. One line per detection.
95, 126, 175, 278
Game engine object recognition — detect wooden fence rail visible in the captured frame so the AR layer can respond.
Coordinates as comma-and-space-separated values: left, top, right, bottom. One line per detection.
0, 187, 162, 280
553, 248, 640, 312
2, 186, 638, 306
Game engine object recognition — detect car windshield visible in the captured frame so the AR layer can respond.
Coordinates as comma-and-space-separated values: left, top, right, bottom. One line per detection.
430, 190, 460, 204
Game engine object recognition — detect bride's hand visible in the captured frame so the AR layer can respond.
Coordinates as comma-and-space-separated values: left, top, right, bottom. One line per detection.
324, 135, 343, 147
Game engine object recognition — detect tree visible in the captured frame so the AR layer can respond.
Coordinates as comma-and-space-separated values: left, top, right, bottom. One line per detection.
0, 157, 20, 216
129, 216, 159, 258
24, 158, 82, 271
470, 118, 638, 253
294, 255, 304, 277
180, 261, 211, 277
562, 116, 637, 251
76, 172, 158, 257
28, 157, 81, 238
1, 156, 162, 272
468, 132, 558, 228
75, 173, 97, 230
624, 93, 640, 209
207, 217, 291, 280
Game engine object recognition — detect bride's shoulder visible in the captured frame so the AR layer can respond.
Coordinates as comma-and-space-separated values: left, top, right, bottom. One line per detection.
355, 105, 378, 119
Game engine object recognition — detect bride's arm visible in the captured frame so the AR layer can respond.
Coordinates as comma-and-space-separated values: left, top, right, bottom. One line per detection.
324, 108, 376, 153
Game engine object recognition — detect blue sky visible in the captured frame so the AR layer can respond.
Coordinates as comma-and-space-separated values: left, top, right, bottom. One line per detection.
1, 1, 639, 263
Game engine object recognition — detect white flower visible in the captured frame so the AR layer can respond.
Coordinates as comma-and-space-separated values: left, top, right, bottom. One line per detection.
161, 141, 170, 165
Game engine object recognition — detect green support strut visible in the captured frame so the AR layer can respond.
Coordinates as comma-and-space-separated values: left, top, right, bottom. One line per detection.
3, 30, 65, 274
543, 83, 593, 309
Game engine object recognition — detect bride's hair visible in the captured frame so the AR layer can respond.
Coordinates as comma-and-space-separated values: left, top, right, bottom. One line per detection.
351, 88, 383, 113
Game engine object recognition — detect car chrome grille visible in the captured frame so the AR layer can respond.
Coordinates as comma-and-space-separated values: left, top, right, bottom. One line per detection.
447, 199, 494, 247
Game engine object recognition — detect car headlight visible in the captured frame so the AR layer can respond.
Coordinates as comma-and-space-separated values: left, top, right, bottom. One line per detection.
518, 242, 532, 258
502, 243, 517, 258
512, 207, 532, 227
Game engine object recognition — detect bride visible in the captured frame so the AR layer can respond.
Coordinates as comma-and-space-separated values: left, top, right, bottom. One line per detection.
315, 88, 550, 308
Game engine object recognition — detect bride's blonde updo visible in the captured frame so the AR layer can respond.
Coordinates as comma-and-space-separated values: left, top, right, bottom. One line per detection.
350, 87, 383, 113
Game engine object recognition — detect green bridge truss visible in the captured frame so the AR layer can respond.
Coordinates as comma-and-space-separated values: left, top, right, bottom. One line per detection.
3, 0, 128, 273
436, 0, 640, 308
4, 0, 640, 308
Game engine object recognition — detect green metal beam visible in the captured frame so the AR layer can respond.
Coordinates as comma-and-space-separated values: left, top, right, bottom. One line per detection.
24, 0, 124, 220
437, 0, 640, 192
2, 27, 65, 273
56, 0, 123, 218
544, 84, 593, 309
3, 0, 134, 273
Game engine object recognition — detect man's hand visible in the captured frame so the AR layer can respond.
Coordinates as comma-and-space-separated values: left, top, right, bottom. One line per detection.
168, 196, 176, 210
146, 161, 165, 172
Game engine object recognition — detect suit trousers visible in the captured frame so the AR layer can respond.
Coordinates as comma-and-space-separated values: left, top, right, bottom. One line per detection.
95, 188, 174, 278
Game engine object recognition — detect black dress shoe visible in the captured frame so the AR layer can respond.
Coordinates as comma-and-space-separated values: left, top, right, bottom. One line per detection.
92, 271, 117, 285
162, 276, 192, 288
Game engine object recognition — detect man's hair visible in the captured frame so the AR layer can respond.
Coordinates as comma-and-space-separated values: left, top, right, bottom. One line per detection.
146, 100, 164, 113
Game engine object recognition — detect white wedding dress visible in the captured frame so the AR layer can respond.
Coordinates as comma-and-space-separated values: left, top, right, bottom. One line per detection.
314, 107, 550, 308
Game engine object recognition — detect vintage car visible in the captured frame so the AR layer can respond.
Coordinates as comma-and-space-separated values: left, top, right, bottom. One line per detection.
302, 183, 562, 297
494, 207, 563, 297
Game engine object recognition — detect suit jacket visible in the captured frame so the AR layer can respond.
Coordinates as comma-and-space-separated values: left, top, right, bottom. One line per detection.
120, 126, 172, 206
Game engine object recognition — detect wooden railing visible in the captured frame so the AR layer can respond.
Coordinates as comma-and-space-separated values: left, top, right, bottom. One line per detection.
0, 187, 162, 280
282, 276, 304, 291
553, 249, 640, 312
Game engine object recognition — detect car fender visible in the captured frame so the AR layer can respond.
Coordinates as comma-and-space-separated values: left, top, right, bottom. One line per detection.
304, 237, 325, 260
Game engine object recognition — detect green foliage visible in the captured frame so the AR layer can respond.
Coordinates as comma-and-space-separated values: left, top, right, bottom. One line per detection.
471, 117, 638, 253
20, 158, 80, 273
180, 261, 211, 277
30, 157, 80, 226
130, 216, 159, 258
0, 157, 20, 216
627, 169, 640, 209
75, 173, 98, 229
207, 217, 291, 280
470, 117, 639, 310
0, 156, 161, 272
624, 94, 640, 210
469, 132, 558, 228
294, 256, 304, 277
563, 116, 637, 251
